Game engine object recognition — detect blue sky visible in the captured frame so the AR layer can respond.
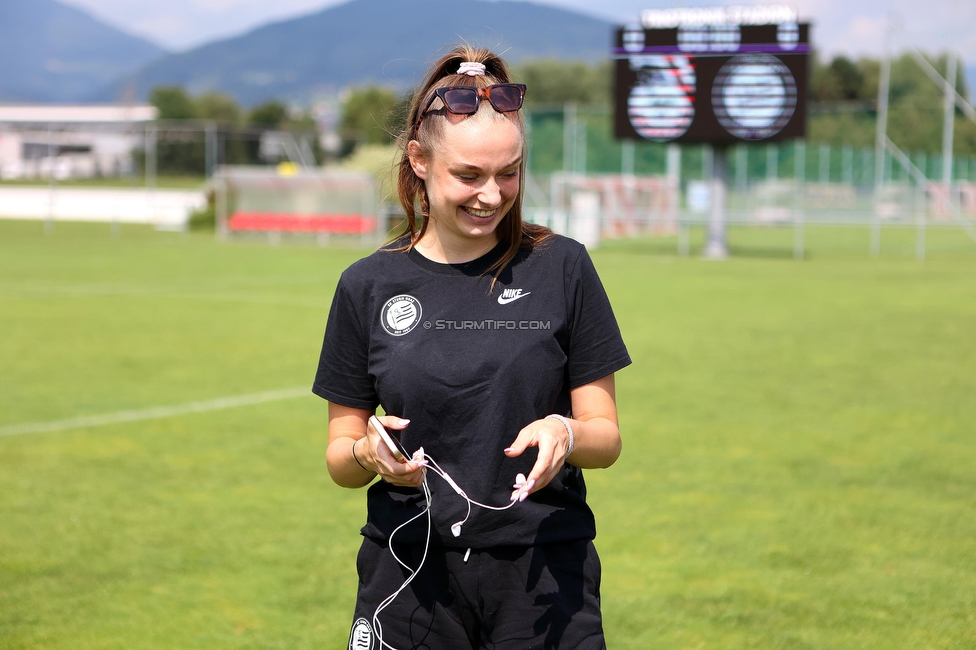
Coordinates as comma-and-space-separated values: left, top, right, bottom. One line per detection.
61, 0, 976, 68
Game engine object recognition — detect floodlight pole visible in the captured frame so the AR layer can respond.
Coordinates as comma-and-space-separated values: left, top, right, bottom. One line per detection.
942, 53, 957, 187
145, 124, 157, 190
872, 26, 892, 256
563, 102, 577, 174
767, 143, 778, 180
794, 140, 806, 259
216, 175, 228, 242
703, 144, 729, 259
621, 140, 635, 176
667, 144, 681, 249
46, 126, 56, 235
576, 118, 588, 174
205, 121, 217, 178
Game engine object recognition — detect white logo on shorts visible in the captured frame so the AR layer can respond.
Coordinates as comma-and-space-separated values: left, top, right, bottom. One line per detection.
380, 294, 422, 336
349, 617, 373, 650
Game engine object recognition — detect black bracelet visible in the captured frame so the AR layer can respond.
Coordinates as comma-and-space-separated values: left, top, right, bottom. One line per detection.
351, 439, 370, 472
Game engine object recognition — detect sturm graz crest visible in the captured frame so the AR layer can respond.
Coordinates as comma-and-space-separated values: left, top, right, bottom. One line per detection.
349, 617, 373, 650
380, 294, 422, 336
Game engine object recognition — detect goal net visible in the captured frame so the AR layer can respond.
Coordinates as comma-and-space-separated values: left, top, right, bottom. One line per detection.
535, 173, 679, 247
214, 165, 379, 240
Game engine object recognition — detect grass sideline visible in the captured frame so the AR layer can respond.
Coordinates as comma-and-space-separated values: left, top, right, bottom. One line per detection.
0, 175, 206, 190
1, 220, 974, 648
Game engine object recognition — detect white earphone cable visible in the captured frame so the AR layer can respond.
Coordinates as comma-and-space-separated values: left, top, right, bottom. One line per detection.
372, 451, 522, 650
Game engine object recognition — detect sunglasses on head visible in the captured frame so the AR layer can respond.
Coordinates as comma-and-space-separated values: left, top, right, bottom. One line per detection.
413, 83, 526, 136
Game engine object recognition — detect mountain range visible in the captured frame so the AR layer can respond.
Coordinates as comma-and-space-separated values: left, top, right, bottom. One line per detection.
2, 0, 615, 106
0, 0, 165, 102
4, 0, 974, 108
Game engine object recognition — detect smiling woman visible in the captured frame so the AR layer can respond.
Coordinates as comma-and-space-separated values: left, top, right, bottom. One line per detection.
393, 54, 538, 276
312, 44, 631, 650
406, 115, 523, 260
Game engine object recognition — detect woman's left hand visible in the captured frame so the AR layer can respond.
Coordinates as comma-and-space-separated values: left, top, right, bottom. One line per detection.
501, 375, 623, 501
504, 417, 570, 501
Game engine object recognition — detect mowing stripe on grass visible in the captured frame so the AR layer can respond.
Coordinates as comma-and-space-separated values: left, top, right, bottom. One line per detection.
0, 284, 328, 309
0, 386, 310, 437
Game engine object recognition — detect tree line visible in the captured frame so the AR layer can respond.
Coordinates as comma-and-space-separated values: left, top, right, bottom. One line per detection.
806, 52, 975, 154
144, 51, 976, 176
337, 59, 614, 148
141, 87, 321, 175
339, 53, 976, 157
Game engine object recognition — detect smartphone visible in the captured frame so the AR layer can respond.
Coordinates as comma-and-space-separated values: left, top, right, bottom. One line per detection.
368, 415, 409, 463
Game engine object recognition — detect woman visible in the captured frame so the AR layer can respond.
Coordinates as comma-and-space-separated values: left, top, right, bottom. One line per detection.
313, 45, 630, 649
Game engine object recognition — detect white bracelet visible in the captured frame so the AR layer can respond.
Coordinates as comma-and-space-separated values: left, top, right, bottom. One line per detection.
545, 414, 575, 460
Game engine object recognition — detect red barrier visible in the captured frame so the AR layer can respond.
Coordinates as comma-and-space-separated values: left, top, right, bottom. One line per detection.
228, 212, 375, 234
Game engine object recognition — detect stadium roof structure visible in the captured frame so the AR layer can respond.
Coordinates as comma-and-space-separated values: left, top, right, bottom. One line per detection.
0, 104, 157, 128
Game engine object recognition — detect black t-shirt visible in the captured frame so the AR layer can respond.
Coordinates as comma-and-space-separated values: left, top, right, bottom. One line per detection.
313, 234, 631, 547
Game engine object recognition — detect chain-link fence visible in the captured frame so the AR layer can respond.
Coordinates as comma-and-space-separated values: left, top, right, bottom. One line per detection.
525, 105, 976, 185
522, 105, 976, 259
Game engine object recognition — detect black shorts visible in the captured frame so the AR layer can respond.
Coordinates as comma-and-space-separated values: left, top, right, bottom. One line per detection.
348, 537, 606, 650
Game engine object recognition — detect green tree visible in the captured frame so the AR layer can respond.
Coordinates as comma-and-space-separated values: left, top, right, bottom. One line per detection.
193, 92, 247, 164
884, 53, 972, 155
805, 51, 976, 157
242, 101, 287, 164
810, 53, 868, 102
809, 53, 838, 102
248, 101, 289, 128
855, 57, 880, 102
195, 92, 242, 126
513, 59, 611, 107
243, 102, 325, 165
340, 86, 400, 146
829, 56, 865, 101
149, 86, 198, 120
146, 86, 203, 175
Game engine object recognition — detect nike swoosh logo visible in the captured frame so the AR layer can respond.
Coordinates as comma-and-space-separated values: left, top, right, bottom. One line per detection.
497, 292, 531, 305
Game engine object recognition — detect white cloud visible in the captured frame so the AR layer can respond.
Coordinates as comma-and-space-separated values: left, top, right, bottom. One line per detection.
812, 13, 888, 59
129, 15, 194, 46
59, 0, 345, 50
788, 0, 976, 62
541, 0, 976, 63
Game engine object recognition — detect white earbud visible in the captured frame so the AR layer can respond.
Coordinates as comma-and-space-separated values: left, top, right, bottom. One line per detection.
374, 449, 523, 650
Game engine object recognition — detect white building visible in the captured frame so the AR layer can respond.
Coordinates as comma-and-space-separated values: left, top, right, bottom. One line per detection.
0, 104, 157, 180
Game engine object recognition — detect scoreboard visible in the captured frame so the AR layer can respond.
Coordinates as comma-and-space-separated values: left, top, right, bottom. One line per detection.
614, 6, 810, 144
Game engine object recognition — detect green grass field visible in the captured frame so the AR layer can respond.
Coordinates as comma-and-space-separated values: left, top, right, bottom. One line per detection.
0, 175, 206, 190
1, 220, 975, 649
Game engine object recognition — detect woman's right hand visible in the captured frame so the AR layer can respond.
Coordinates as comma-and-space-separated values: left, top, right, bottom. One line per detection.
361, 416, 427, 487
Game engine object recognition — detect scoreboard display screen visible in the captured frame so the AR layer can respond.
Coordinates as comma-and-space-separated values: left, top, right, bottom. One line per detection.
614, 8, 809, 143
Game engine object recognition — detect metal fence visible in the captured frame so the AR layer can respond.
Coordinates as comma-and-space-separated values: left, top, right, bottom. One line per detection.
519, 105, 976, 260
524, 106, 976, 185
